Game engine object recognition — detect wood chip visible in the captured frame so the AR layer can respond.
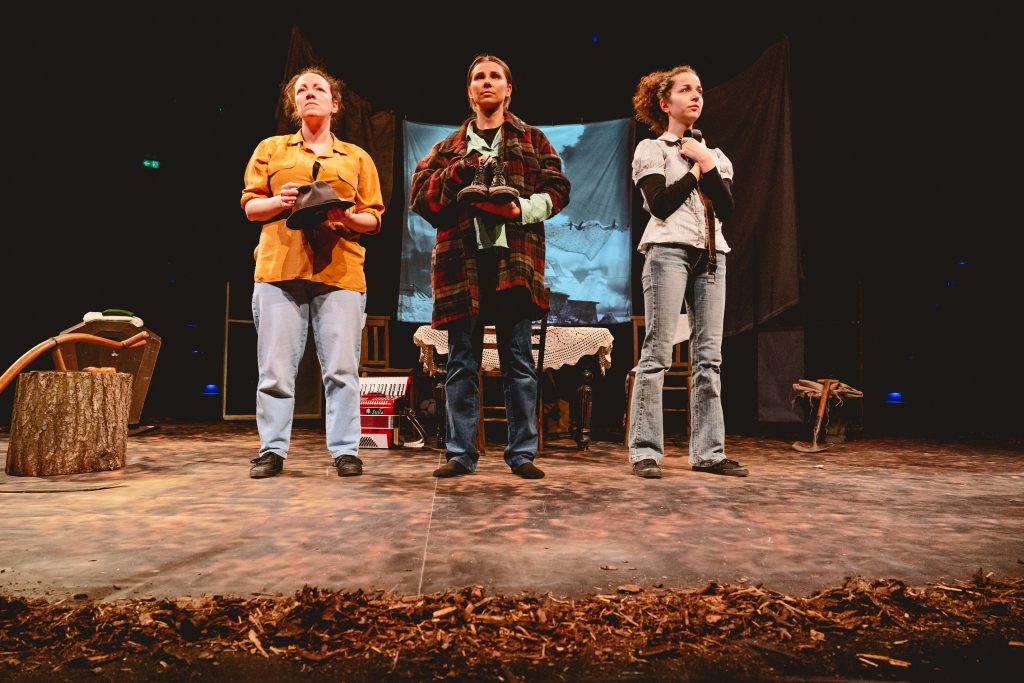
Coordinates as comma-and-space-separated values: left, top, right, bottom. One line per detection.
637, 644, 677, 658
857, 653, 911, 667
248, 630, 269, 658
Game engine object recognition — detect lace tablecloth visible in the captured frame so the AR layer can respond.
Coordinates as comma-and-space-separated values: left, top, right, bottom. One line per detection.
413, 326, 614, 375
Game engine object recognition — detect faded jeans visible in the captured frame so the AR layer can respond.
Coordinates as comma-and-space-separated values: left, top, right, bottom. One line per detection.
252, 280, 365, 460
628, 245, 726, 466
443, 315, 538, 473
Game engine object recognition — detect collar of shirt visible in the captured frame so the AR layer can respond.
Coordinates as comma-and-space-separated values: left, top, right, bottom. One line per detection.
286, 130, 349, 158
465, 123, 502, 158
658, 130, 682, 145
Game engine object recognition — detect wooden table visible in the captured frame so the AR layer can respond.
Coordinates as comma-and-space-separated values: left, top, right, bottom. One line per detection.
413, 326, 614, 450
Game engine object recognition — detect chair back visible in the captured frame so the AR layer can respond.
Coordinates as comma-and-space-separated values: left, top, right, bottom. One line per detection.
631, 315, 689, 373
479, 316, 550, 453
360, 315, 393, 374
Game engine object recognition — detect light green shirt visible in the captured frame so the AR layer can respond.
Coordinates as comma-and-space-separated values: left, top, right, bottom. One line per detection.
466, 123, 553, 250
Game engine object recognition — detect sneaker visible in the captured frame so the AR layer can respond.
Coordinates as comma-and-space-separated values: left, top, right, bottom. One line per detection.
433, 460, 471, 478
457, 159, 491, 204
249, 453, 283, 479
334, 454, 363, 477
513, 462, 545, 479
488, 162, 520, 204
632, 458, 663, 479
691, 458, 748, 477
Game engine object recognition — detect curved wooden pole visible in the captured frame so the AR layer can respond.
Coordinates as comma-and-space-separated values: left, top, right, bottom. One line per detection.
0, 332, 149, 395
809, 379, 836, 448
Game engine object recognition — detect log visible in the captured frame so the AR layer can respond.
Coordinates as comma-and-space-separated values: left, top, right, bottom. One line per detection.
5, 371, 132, 476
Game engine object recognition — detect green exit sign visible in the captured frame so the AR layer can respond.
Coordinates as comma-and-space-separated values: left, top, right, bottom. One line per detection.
142, 159, 161, 170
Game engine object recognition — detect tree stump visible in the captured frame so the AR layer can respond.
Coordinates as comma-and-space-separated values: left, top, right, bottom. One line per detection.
5, 371, 132, 476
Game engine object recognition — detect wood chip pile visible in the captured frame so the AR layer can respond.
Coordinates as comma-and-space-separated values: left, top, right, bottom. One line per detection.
1, 571, 1021, 678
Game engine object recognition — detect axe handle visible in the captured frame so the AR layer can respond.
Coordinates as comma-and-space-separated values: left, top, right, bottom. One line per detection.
810, 379, 835, 445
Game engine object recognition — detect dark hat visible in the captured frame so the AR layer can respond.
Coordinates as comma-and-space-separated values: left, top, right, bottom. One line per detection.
286, 181, 354, 230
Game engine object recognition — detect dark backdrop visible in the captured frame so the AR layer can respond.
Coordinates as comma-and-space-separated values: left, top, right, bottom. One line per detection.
3, 2, 1018, 441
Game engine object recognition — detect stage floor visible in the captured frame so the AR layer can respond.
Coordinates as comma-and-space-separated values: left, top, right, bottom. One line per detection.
1, 424, 1022, 601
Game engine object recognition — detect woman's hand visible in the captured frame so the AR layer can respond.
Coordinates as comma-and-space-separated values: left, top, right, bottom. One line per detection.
243, 183, 302, 222
278, 182, 302, 210
679, 138, 716, 173
327, 206, 380, 237
472, 201, 522, 220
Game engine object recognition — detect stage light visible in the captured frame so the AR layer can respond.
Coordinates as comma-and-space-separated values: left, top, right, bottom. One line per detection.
886, 391, 904, 404
946, 280, 957, 287
142, 158, 161, 170
185, 322, 198, 329
592, 35, 599, 44
203, 384, 220, 396
958, 261, 967, 266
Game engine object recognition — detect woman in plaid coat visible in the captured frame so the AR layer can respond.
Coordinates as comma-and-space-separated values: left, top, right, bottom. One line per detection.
410, 54, 570, 479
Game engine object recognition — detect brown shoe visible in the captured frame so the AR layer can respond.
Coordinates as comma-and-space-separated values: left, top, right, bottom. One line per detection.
513, 462, 545, 479
433, 460, 471, 478
334, 454, 363, 477
249, 452, 283, 479
632, 458, 663, 479
691, 458, 748, 477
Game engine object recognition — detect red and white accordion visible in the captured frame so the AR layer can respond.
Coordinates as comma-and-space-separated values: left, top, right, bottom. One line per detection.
359, 376, 413, 449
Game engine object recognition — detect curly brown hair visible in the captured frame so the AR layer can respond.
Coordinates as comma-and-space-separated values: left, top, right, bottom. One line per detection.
632, 65, 700, 134
466, 54, 513, 115
280, 66, 345, 126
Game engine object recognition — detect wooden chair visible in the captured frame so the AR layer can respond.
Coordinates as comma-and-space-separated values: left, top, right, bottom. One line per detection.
360, 315, 413, 377
477, 317, 548, 455
623, 315, 691, 446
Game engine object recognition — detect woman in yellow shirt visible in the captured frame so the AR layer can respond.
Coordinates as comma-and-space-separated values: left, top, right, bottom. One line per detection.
241, 67, 384, 479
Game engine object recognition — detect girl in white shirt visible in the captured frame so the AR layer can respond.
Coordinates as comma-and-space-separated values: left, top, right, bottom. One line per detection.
627, 65, 748, 479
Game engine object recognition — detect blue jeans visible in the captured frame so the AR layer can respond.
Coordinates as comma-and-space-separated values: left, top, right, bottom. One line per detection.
628, 245, 727, 466
252, 281, 366, 460
443, 316, 538, 472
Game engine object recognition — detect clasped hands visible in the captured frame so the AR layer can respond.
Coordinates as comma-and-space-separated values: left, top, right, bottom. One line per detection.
677, 138, 717, 174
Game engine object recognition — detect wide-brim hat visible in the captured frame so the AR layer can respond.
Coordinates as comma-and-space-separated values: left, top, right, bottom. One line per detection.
286, 181, 355, 230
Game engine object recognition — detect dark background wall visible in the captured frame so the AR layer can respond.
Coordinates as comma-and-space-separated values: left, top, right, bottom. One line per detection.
3, 2, 1018, 441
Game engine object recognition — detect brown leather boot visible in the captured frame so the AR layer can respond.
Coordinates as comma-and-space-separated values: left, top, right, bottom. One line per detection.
488, 161, 520, 204
457, 159, 491, 204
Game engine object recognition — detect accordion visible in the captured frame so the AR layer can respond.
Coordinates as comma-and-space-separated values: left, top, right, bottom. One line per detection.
359, 376, 413, 449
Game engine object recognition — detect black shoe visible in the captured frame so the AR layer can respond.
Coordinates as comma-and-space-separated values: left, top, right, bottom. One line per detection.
433, 460, 471, 478
692, 458, 748, 477
457, 160, 490, 204
632, 458, 663, 479
513, 462, 545, 479
488, 162, 520, 204
249, 453, 283, 479
334, 454, 363, 477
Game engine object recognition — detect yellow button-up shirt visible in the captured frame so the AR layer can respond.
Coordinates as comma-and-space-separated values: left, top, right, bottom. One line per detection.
241, 132, 385, 292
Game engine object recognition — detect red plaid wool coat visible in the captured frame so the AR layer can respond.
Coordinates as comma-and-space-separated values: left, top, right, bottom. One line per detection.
410, 112, 570, 328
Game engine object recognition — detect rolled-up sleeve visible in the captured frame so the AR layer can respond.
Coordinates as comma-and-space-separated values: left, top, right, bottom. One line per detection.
353, 149, 385, 228
517, 192, 553, 225
241, 139, 274, 209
